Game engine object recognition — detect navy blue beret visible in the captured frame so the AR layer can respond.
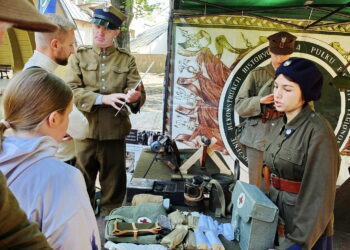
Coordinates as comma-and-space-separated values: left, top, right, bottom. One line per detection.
275, 58, 323, 102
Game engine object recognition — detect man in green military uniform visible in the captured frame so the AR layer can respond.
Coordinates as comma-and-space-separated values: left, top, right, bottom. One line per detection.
64, 4, 146, 216
235, 31, 296, 187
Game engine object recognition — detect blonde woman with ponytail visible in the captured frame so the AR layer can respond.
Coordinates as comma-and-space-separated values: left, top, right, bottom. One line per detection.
0, 68, 100, 249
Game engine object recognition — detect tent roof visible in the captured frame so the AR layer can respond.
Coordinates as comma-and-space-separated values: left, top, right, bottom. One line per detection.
173, 0, 350, 30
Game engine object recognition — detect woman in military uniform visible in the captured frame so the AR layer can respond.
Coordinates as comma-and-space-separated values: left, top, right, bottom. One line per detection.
264, 58, 340, 249
235, 31, 296, 187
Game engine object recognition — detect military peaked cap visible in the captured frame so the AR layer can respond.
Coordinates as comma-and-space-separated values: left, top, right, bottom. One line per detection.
91, 3, 126, 30
268, 31, 297, 55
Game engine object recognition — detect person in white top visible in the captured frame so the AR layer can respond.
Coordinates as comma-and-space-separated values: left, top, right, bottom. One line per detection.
24, 14, 88, 164
0, 68, 101, 249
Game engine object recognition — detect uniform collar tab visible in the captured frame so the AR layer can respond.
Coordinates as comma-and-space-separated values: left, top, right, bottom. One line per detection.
284, 105, 313, 130
93, 44, 116, 56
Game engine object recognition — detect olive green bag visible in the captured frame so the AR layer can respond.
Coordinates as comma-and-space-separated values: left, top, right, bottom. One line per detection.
105, 203, 167, 244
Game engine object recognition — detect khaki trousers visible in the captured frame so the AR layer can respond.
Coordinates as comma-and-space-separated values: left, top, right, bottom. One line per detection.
246, 147, 263, 188
75, 138, 126, 215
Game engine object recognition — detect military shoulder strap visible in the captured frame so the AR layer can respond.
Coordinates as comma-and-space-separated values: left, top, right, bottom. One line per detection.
25, 66, 41, 70
77, 45, 92, 52
207, 179, 226, 217
116, 47, 131, 56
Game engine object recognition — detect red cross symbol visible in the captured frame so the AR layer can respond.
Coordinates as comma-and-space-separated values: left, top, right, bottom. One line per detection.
140, 218, 149, 223
239, 195, 244, 205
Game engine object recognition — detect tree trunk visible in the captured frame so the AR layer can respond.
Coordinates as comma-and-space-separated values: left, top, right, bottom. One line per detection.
111, 0, 133, 51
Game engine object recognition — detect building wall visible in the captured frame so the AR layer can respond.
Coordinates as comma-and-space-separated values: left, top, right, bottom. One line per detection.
132, 32, 167, 55
132, 54, 166, 74
76, 20, 92, 45
0, 0, 69, 72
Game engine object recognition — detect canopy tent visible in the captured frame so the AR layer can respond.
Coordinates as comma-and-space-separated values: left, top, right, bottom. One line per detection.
172, 0, 350, 30
164, 0, 350, 186
169, 2, 350, 233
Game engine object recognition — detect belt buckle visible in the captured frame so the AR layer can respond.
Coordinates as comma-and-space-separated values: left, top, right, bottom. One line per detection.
270, 173, 277, 180
271, 173, 280, 189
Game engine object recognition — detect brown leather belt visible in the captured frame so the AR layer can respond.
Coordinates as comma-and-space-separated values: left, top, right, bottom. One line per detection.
263, 166, 301, 194
271, 175, 301, 194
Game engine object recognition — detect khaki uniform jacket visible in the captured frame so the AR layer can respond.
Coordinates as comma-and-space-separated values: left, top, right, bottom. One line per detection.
235, 64, 276, 151
0, 173, 52, 249
264, 106, 340, 249
64, 45, 146, 140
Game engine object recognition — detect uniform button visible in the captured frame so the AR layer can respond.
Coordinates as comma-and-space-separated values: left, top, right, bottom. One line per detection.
101, 70, 105, 74
101, 78, 105, 82
103, 56, 106, 59
81, 103, 86, 108
101, 86, 106, 90
102, 63, 105, 67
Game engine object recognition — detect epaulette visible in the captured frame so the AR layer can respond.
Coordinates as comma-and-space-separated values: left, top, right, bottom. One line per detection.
251, 66, 266, 72
116, 47, 131, 56
77, 45, 93, 52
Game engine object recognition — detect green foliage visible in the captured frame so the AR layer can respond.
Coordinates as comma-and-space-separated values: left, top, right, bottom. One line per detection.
110, 0, 163, 50
134, 0, 162, 18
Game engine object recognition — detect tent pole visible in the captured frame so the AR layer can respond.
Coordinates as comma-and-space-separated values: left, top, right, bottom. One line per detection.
163, 2, 174, 135
305, 2, 350, 29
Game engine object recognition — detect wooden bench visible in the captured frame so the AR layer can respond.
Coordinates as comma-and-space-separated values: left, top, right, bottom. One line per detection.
0, 64, 11, 79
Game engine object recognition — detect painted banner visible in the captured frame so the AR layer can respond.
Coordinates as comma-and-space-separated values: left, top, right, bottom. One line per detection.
38, 0, 56, 14
167, 16, 350, 184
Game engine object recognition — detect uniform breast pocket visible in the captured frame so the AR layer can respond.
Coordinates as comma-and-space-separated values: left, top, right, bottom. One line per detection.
279, 191, 298, 233
80, 62, 98, 85
110, 66, 129, 93
278, 148, 304, 180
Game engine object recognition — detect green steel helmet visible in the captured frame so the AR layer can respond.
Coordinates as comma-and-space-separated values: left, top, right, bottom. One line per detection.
91, 3, 126, 30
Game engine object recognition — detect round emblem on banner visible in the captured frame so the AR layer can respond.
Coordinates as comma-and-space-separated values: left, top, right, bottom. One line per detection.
137, 217, 152, 223
237, 192, 245, 208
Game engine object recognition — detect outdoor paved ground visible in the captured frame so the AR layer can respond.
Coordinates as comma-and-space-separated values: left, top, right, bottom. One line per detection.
129, 73, 164, 131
